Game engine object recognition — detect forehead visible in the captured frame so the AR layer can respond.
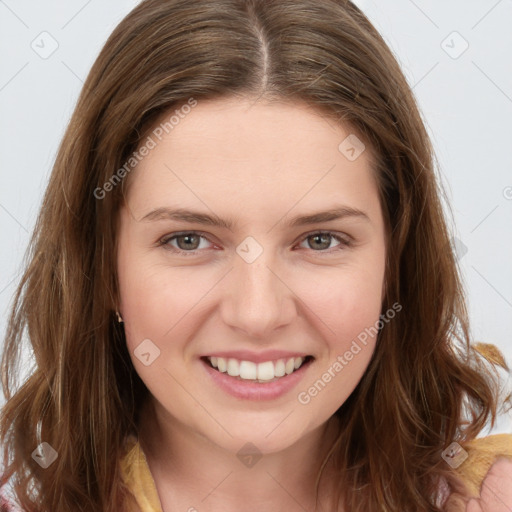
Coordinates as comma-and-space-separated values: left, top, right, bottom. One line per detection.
124, 97, 381, 223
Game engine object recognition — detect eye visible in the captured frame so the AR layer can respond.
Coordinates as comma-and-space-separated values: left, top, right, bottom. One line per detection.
297, 231, 352, 252
158, 230, 352, 255
159, 232, 213, 255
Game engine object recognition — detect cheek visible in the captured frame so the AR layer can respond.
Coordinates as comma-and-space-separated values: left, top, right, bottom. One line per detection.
118, 261, 198, 344
295, 260, 385, 347
117, 261, 206, 395
294, 265, 384, 411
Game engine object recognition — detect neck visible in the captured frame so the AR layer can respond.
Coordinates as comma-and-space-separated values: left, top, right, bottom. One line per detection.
137, 397, 342, 512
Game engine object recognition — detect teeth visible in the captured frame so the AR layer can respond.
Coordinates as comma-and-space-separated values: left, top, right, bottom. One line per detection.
227, 358, 239, 377
240, 360, 257, 380
274, 359, 286, 377
206, 356, 307, 381
257, 361, 274, 381
217, 357, 226, 372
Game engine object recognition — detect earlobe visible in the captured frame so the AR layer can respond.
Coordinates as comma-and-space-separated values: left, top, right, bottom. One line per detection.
116, 310, 124, 323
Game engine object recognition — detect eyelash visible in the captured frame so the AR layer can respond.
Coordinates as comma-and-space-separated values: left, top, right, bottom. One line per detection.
157, 230, 352, 256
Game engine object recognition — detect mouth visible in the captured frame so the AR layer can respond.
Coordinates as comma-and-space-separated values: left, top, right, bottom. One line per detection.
200, 355, 315, 384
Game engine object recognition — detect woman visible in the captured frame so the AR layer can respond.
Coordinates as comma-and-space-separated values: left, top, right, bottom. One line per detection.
1, 0, 511, 511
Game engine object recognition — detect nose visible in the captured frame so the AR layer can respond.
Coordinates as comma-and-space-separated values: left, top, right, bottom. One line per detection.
220, 254, 296, 340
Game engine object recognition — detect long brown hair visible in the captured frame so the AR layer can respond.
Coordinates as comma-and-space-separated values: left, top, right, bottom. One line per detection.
1, 0, 509, 510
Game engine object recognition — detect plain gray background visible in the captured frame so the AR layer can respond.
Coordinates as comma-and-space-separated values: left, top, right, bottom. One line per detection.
0, 1, 511, 434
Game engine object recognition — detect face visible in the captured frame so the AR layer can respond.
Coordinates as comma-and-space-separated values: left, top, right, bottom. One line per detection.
117, 96, 387, 455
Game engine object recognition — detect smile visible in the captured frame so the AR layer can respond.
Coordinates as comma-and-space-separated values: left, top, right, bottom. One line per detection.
203, 355, 314, 383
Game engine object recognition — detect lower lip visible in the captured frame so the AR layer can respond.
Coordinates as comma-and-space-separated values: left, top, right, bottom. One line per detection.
201, 358, 313, 401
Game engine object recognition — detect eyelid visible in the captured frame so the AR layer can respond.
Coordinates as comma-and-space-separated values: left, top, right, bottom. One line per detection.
158, 230, 353, 255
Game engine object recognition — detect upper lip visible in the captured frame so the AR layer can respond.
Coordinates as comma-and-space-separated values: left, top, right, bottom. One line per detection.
202, 350, 312, 364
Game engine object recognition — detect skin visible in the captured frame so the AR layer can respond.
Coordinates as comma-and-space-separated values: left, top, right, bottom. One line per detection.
116, 96, 387, 512
466, 458, 512, 512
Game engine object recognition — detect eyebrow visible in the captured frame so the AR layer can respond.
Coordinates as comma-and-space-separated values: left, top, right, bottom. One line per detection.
139, 206, 370, 229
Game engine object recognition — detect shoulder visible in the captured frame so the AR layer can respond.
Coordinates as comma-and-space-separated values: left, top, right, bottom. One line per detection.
444, 433, 512, 511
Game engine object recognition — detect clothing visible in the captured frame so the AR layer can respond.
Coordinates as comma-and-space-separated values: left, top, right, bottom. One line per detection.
120, 434, 163, 512
119, 433, 512, 512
